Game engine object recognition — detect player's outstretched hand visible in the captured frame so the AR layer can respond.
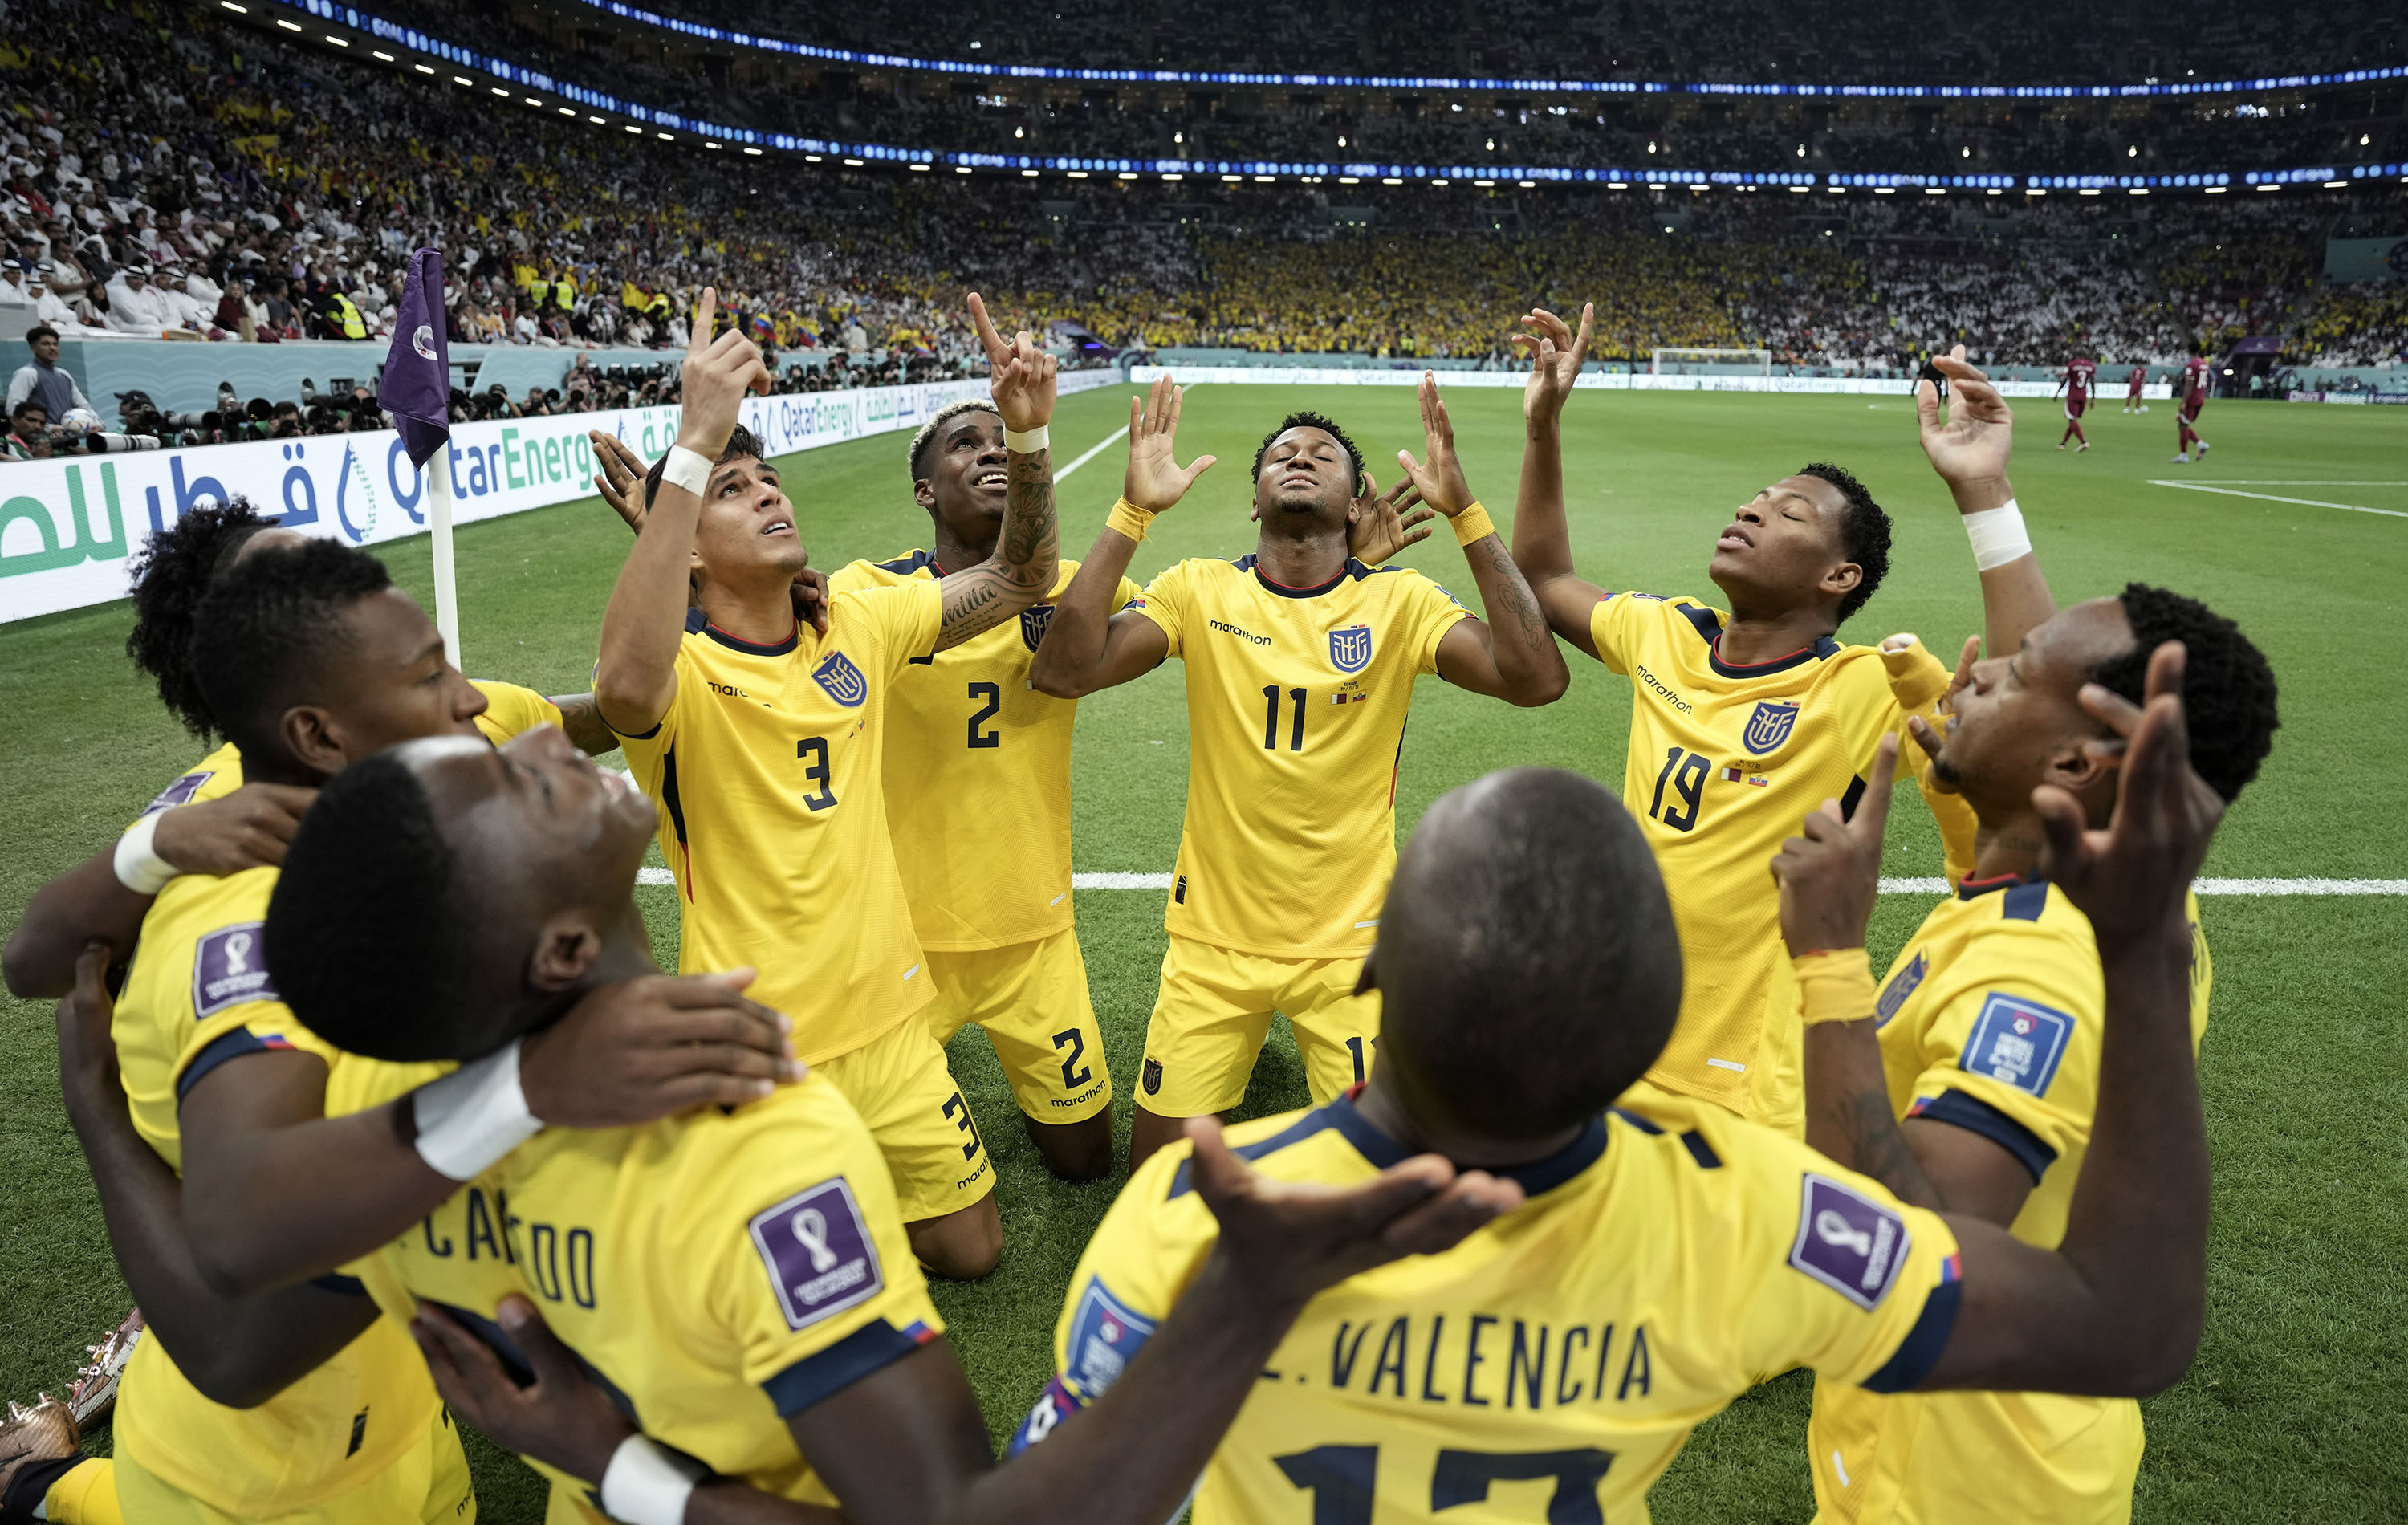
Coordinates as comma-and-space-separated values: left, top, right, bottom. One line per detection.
1397, 372, 1477, 517
1773, 734, 1899, 955
413, 1296, 633, 1485
1902, 633, 1982, 788
1186, 1116, 1523, 1312
1124, 373, 1215, 513
151, 782, 318, 876
1347, 467, 1436, 565
674, 287, 772, 461
969, 291, 1058, 433
588, 429, 649, 533
519, 970, 803, 1128
1515, 303, 1594, 429
1917, 343, 2014, 509
2034, 641, 2223, 949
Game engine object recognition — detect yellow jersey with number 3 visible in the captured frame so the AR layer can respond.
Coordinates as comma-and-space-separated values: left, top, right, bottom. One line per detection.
1587, 593, 1943, 1126
1808, 877, 2210, 1524
1128, 555, 1470, 960
829, 554, 1140, 951
613, 584, 944, 1063
1013, 1096, 1963, 1525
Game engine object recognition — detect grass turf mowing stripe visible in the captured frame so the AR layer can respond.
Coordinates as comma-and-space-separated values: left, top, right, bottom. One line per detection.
631, 868, 2408, 894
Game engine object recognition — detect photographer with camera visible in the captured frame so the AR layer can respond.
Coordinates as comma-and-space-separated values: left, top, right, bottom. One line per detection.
4, 399, 54, 461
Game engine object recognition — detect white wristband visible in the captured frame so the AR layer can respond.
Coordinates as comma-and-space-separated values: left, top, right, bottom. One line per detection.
1962, 499, 2032, 571
410, 1039, 543, 1181
600, 1434, 706, 1525
660, 444, 712, 498
1003, 423, 1049, 453
113, 811, 178, 895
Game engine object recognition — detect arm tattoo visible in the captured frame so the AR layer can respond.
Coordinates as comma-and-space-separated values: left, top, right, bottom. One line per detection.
1834, 1089, 1938, 1209
550, 693, 618, 757
1482, 537, 1548, 649
1003, 450, 1058, 576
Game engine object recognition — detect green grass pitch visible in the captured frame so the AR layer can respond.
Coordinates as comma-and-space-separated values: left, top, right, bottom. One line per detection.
2, 382, 2402, 1520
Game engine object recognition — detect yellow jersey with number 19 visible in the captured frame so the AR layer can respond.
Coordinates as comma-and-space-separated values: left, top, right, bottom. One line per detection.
1128, 555, 1470, 960
1014, 1096, 1963, 1525
1587, 594, 1946, 1128
830, 553, 1141, 951
613, 584, 944, 1064
1808, 877, 2210, 1524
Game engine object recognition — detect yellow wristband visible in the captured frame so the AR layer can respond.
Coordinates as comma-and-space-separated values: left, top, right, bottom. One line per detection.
1450, 502, 1497, 546
1793, 948, 1877, 1027
1106, 497, 1155, 543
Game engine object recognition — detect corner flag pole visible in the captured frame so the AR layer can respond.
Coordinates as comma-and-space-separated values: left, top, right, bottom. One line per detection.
377, 246, 462, 669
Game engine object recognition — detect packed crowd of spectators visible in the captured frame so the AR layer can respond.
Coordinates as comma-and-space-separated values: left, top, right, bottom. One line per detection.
0, 0, 2398, 454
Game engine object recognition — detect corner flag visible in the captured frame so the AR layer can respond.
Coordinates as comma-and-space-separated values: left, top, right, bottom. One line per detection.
378, 247, 462, 665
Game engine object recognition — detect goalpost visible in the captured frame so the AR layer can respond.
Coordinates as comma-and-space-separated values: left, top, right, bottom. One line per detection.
1651, 347, 1773, 376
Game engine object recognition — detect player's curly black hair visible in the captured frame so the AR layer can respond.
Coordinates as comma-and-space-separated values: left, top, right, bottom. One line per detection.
1252, 411, 1367, 497
188, 539, 394, 767
641, 424, 768, 511
908, 397, 1002, 480
266, 750, 479, 1063
1796, 462, 1892, 625
123, 497, 279, 739
2092, 583, 2280, 803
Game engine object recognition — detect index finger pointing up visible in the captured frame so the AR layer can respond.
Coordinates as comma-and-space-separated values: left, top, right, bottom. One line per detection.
689, 287, 718, 357
966, 292, 1007, 361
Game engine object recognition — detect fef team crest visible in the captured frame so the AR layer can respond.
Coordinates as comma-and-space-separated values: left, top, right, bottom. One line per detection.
1743, 700, 1800, 754
812, 651, 868, 707
1020, 603, 1055, 651
1328, 624, 1373, 673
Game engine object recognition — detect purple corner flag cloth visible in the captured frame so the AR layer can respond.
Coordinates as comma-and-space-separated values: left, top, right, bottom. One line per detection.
378, 248, 450, 468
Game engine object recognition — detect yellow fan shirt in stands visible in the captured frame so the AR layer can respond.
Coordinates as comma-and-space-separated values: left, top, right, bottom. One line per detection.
612, 584, 943, 1063
829, 553, 1140, 951
1015, 1096, 1963, 1525
1587, 593, 1947, 1126
1127, 555, 1469, 959
1809, 876, 2210, 1524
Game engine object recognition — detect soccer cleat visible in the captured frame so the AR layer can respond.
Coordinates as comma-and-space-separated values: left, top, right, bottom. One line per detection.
0, 1395, 79, 1499
2076, 441, 2089, 452
2195, 441, 2209, 456
67, 1310, 144, 1434
2170, 453, 2189, 463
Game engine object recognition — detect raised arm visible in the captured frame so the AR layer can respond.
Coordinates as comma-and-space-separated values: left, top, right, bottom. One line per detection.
1920, 347, 2056, 665
930, 295, 1060, 652
1507, 305, 1610, 660
1027, 376, 1201, 700
594, 288, 770, 736
1394, 372, 1568, 707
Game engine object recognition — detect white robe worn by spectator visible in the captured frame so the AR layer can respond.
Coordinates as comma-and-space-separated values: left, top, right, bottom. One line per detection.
102, 275, 177, 336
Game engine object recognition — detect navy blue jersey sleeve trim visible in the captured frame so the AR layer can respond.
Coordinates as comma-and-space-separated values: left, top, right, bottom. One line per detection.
1910, 1088, 2058, 1185
1677, 602, 1724, 644
2002, 880, 2051, 921
307, 1271, 370, 1298
874, 549, 938, 575
760, 1318, 927, 1417
1608, 1106, 1665, 1135
683, 606, 708, 634
1678, 1129, 1723, 1169
177, 1028, 286, 1103
1860, 1278, 1963, 1393
1168, 1106, 1344, 1198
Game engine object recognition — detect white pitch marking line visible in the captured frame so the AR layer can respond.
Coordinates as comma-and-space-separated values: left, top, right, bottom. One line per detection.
634, 868, 2407, 894
2147, 480, 2408, 519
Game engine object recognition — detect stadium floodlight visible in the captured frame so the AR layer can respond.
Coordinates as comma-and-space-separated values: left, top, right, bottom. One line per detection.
374, 50, 395, 61
218, 0, 246, 10
909, 162, 928, 170
275, 17, 300, 30
1021, 168, 1039, 177
588, 114, 605, 123
1382, 177, 1402, 185
1653, 348, 1771, 377
415, 63, 435, 74
326, 34, 348, 46
1068, 169, 1090, 177
746, 146, 763, 156
1222, 173, 1242, 181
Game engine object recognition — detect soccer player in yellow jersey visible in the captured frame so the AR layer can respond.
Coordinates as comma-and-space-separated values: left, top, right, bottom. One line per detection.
1033, 374, 1568, 1173
243, 723, 1516, 1525
1019, 726, 2230, 1525
1512, 315, 2057, 1133
596, 291, 1060, 1278
1773, 591, 2276, 1523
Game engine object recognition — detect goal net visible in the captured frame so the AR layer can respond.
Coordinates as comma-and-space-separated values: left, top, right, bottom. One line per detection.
1651, 347, 1773, 376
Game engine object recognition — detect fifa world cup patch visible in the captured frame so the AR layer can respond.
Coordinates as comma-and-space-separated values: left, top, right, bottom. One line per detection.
141, 771, 214, 818
748, 1177, 884, 1330
811, 651, 869, 707
1063, 1275, 1157, 1401
1788, 1174, 1910, 1310
1959, 993, 2075, 1096
191, 922, 276, 1019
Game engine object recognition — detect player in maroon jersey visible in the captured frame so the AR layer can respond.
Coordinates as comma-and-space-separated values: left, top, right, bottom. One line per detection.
2173, 352, 2212, 462
2055, 354, 2098, 451
2124, 364, 2149, 413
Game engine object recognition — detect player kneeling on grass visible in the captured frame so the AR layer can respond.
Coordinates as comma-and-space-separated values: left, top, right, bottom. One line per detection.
234, 725, 1516, 1525
1777, 589, 2276, 1523
1014, 710, 2225, 1524
1031, 372, 1568, 1176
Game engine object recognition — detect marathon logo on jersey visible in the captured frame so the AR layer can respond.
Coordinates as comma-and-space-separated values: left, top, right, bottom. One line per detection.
811, 651, 869, 708
1788, 1174, 1910, 1310
1020, 603, 1056, 651
1960, 993, 2075, 1096
1874, 951, 1929, 1029
1743, 701, 1800, 755
748, 1178, 884, 1330
141, 771, 214, 818
1328, 624, 1374, 673
1062, 1275, 1158, 1400
191, 922, 276, 1019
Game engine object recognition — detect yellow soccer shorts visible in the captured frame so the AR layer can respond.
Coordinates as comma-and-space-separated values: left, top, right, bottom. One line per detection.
35, 1458, 121, 1525
924, 929, 1112, 1126
111, 1409, 474, 1524
1137, 935, 1381, 1117
816, 1015, 999, 1222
